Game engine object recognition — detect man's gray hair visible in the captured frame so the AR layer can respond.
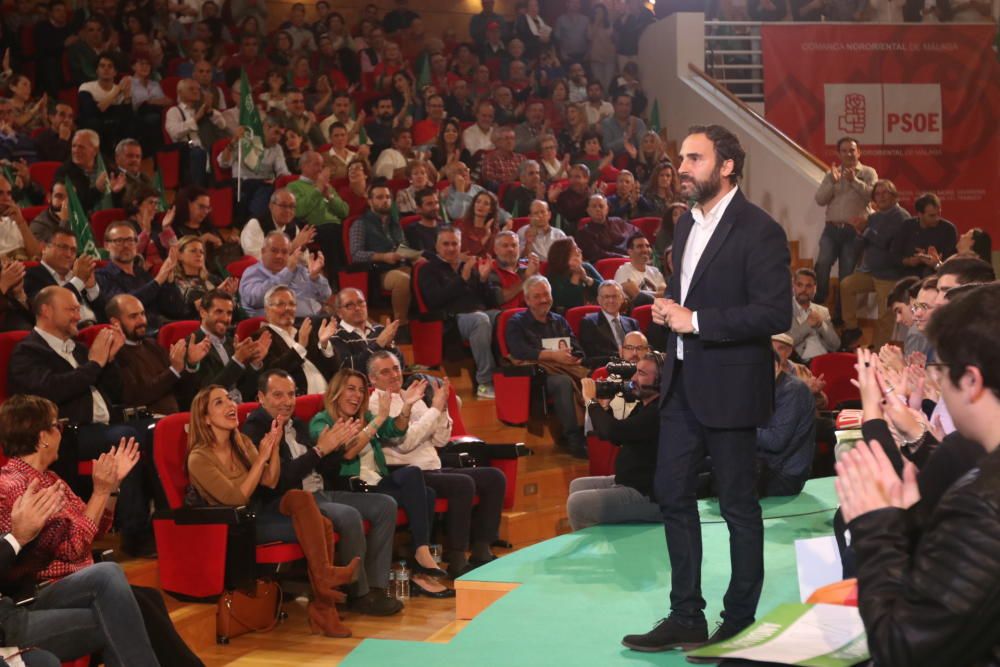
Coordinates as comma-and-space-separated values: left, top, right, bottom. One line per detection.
335, 287, 365, 310
598, 279, 623, 294
114, 138, 141, 156
73, 129, 99, 148
366, 349, 400, 378
263, 229, 289, 245
269, 188, 295, 205
494, 229, 517, 244
264, 284, 294, 307
519, 159, 540, 178
522, 274, 551, 298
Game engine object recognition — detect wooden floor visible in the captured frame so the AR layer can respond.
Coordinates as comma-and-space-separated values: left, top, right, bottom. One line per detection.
109, 343, 583, 666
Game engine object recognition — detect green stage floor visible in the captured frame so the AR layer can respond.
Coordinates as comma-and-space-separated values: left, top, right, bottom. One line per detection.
342, 477, 840, 667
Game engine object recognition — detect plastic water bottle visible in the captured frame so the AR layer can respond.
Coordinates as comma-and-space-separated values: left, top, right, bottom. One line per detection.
387, 567, 397, 598
397, 560, 410, 600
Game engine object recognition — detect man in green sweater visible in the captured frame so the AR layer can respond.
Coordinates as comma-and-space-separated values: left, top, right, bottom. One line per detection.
287, 151, 350, 228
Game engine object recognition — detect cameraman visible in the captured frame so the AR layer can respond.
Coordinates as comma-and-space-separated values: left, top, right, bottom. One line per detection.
567, 353, 663, 530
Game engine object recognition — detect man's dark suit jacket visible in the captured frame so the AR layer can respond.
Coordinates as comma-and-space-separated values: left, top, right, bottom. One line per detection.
53, 161, 103, 214
653, 189, 791, 429
184, 328, 260, 408
579, 310, 640, 369
24, 264, 106, 322
250, 322, 340, 395
8, 330, 123, 425
241, 407, 343, 497
331, 323, 404, 372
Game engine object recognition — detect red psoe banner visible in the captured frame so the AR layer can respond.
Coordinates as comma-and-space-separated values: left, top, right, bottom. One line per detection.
761, 24, 1000, 236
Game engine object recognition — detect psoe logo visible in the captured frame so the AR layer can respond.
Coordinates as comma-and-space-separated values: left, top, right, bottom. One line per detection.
824, 83, 942, 146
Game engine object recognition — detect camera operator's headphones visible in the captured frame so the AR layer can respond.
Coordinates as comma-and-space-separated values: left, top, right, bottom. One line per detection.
631, 351, 665, 396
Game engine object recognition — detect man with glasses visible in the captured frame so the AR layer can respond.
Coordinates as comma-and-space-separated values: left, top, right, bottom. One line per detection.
330, 287, 403, 372
25, 229, 104, 326
240, 188, 311, 260
96, 220, 186, 329
283, 89, 326, 148
240, 231, 330, 318
247, 285, 339, 395
579, 280, 640, 368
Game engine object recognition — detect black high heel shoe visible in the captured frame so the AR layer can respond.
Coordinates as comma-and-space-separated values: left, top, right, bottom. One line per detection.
410, 578, 456, 599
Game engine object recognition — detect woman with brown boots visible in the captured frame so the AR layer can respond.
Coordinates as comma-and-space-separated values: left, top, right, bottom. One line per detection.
186, 385, 360, 637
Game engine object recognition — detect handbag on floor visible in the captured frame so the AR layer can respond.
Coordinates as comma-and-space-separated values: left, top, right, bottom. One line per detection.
216, 579, 282, 643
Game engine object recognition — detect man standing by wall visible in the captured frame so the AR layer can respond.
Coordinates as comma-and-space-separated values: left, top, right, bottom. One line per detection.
623, 125, 791, 653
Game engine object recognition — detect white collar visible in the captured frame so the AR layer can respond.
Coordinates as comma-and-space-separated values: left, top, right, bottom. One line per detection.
339, 320, 372, 335
34, 326, 74, 355
691, 185, 739, 229
41, 260, 71, 283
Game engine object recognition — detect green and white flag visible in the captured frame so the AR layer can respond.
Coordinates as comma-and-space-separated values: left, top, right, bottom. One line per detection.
238, 69, 264, 171
649, 98, 661, 134
95, 152, 114, 211
65, 177, 104, 259
152, 170, 169, 211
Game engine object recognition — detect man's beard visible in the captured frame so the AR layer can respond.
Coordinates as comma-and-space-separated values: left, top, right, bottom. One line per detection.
126, 325, 146, 341
679, 165, 723, 205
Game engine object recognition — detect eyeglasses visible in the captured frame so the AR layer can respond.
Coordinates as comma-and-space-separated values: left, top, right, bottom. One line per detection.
107, 237, 138, 245
622, 344, 650, 353
910, 302, 933, 314
340, 300, 366, 310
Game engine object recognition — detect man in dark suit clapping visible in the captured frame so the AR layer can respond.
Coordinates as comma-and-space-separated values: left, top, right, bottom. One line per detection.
578, 281, 640, 369
623, 126, 792, 654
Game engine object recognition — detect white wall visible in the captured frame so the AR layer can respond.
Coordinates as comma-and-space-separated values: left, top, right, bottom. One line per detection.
638, 13, 829, 264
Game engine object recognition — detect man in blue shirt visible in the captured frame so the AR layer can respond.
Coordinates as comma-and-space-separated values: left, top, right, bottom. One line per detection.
240, 231, 331, 317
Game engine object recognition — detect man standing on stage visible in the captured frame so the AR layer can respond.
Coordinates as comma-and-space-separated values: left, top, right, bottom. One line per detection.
622, 125, 791, 655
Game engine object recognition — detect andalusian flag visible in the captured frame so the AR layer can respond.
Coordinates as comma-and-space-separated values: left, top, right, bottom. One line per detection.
357, 122, 368, 146
554, 212, 565, 231
152, 170, 169, 211
237, 69, 265, 171
417, 55, 431, 91
509, 198, 520, 218
440, 198, 449, 224
390, 197, 400, 224
95, 153, 114, 211
64, 178, 103, 259
649, 99, 661, 134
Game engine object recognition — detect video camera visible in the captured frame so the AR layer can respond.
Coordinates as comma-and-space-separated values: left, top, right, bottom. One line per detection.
595, 359, 640, 400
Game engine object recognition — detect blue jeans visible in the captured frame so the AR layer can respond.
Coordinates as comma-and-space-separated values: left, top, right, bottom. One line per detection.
314, 490, 397, 594
26, 563, 160, 667
456, 310, 499, 386
813, 223, 861, 305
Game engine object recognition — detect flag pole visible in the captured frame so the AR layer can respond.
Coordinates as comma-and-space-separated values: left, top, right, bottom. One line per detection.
236, 129, 243, 203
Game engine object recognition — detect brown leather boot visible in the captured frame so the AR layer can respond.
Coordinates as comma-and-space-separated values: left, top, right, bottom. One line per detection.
278, 490, 359, 635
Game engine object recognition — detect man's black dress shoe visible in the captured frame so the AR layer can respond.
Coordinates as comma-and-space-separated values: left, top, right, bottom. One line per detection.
622, 616, 709, 652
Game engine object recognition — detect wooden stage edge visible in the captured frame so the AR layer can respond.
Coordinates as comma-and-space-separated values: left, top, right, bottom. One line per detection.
454, 579, 520, 621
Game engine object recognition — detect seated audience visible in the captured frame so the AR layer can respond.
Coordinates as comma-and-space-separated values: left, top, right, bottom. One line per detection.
506, 276, 589, 457
404, 187, 444, 253
111, 139, 156, 210
836, 284, 1000, 666
441, 162, 489, 222
248, 285, 339, 395
579, 281, 640, 368
772, 333, 828, 410
0, 259, 35, 332
601, 94, 646, 158
242, 369, 401, 615
899, 192, 958, 278
309, 370, 452, 596
418, 228, 499, 398
756, 351, 816, 496
28, 182, 71, 243
480, 126, 526, 188
955, 227, 992, 265
106, 294, 207, 415
568, 353, 663, 530
787, 267, 840, 362
24, 229, 104, 326
552, 164, 593, 233
456, 191, 505, 257
348, 182, 411, 328
606, 170, 649, 220
7, 287, 153, 556
461, 100, 496, 155
0, 176, 41, 261
614, 233, 665, 307
0, 395, 201, 666
53, 130, 105, 215
77, 53, 135, 157
172, 235, 239, 319
218, 117, 290, 221
240, 232, 331, 318
934, 255, 995, 296
394, 162, 436, 216
488, 230, 540, 310
372, 127, 417, 180
840, 180, 909, 350
369, 352, 506, 578
574, 194, 640, 263
887, 276, 931, 357
287, 151, 349, 228
96, 221, 186, 328
241, 189, 312, 260
186, 385, 359, 637
331, 287, 403, 373
165, 78, 229, 187
502, 160, 546, 218
518, 199, 567, 260
546, 237, 601, 310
